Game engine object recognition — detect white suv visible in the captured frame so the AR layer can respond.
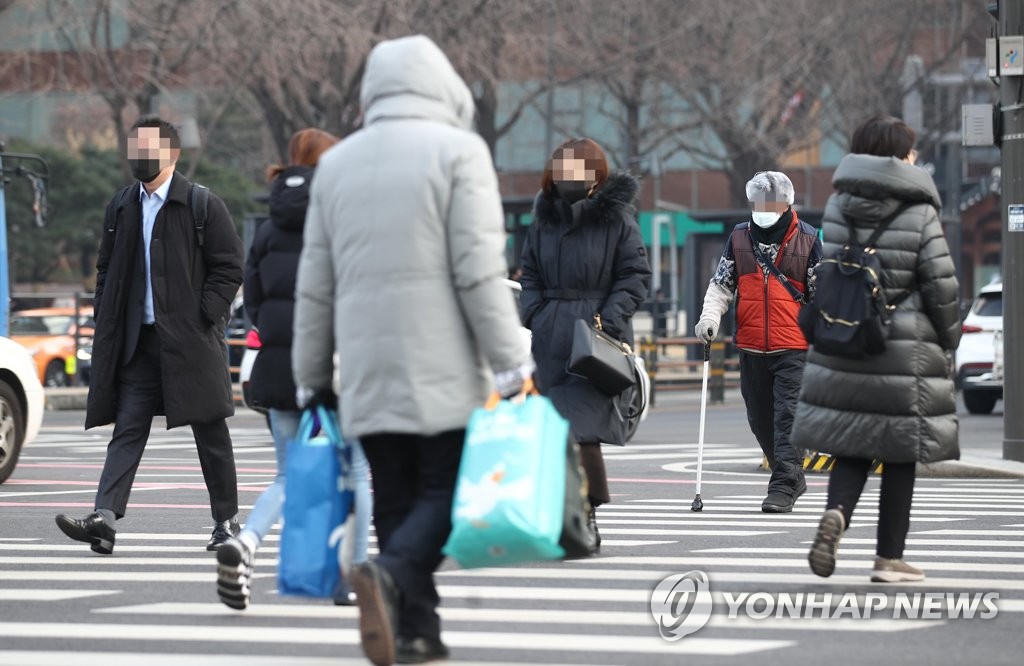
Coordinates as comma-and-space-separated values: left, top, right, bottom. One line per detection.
956, 280, 1003, 414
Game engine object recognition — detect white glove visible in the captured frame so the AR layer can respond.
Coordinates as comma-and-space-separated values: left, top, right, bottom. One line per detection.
696, 317, 719, 343
494, 358, 536, 399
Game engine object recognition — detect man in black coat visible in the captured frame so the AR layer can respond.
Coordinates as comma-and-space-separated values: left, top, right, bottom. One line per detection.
55, 117, 244, 554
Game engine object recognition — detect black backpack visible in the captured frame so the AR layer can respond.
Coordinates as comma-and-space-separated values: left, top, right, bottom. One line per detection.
106, 182, 209, 246
798, 202, 915, 359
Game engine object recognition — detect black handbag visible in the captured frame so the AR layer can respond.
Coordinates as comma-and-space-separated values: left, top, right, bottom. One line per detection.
568, 314, 636, 396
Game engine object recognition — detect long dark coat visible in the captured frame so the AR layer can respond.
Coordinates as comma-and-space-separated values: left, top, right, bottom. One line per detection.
791, 154, 961, 463
85, 173, 244, 429
244, 166, 310, 411
520, 173, 651, 445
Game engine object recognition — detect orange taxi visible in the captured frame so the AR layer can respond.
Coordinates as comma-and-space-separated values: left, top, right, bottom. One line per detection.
9, 307, 94, 387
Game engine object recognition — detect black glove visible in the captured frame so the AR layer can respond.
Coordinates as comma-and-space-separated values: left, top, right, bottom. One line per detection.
296, 386, 338, 410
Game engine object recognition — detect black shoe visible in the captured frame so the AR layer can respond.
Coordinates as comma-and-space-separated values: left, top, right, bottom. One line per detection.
795, 477, 807, 499
761, 492, 796, 513
352, 561, 400, 666
216, 537, 254, 610
55, 512, 116, 554
206, 518, 240, 551
333, 573, 356, 606
589, 507, 601, 553
396, 636, 449, 664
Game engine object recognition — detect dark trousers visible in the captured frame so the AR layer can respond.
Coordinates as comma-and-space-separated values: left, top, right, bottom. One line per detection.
360, 429, 465, 642
827, 457, 916, 559
739, 350, 806, 496
578, 442, 610, 507
94, 325, 238, 521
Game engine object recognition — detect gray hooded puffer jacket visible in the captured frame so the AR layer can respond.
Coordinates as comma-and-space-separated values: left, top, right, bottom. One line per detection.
791, 154, 961, 463
292, 35, 528, 438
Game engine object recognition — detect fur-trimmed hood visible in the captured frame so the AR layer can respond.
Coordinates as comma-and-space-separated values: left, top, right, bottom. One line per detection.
533, 172, 641, 226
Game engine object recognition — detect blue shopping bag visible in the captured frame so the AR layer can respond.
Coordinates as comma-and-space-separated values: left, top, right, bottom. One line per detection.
278, 406, 354, 597
443, 394, 570, 569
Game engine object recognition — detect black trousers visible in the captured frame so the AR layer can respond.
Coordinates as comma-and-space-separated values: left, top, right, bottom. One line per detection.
360, 429, 465, 642
739, 350, 806, 496
94, 325, 239, 521
578, 442, 610, 507
827, 457, 916, 559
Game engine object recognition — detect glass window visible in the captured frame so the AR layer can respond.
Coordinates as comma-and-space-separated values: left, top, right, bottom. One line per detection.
10, 315, 73, 335
973, 292, 1003, 317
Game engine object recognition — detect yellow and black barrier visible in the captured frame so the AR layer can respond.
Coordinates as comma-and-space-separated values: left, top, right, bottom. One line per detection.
761, 453, 884, 474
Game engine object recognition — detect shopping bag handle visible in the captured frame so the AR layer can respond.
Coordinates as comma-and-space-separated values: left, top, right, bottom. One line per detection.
298, 406, 343, 446
484, 377, 537, 411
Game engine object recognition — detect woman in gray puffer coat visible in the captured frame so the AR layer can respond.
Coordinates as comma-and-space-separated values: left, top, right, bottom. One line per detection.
793, 116, 961, 584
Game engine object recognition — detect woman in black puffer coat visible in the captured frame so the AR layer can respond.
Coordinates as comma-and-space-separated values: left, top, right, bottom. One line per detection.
520, 138, 651, 548
794, 116, 961, 585
217, 129, 371, 611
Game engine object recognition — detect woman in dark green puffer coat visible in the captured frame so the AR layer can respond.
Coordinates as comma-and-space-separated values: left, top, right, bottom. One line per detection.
792, 116, 961, 584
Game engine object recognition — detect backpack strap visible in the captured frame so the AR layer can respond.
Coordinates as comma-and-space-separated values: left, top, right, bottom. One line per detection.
190, 183, 209, 247
849, 201, 916, 248
751, 243, 805, 303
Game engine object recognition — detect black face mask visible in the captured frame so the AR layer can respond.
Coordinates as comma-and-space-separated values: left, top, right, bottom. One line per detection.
129, 158, 163, 183
554, 180, 590, 205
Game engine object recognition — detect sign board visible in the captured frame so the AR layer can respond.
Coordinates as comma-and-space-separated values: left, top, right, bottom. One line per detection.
1010, 204, 1024, 232
1001, 36, 1024, 77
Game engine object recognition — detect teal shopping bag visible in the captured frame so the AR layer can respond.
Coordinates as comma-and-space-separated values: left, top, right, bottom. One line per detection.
279, 406, 354, 597
443, 394, 570, 568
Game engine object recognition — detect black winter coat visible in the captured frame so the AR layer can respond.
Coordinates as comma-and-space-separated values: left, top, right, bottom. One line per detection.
244, 166, 311, 411
520, 173, 651, 445
86, 173, 244, 429
791, 154, 961, 463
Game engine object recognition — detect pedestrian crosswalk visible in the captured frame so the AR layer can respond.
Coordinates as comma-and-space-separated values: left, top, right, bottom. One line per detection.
2, 426, 1023, 664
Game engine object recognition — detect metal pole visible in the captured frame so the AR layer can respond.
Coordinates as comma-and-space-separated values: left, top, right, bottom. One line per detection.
1002, 0, 1024, 462
0, 147, 9, 338
544, 14, 555, 158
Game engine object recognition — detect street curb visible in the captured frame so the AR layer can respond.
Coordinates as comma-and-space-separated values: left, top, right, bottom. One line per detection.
758, 452, 1024, 480
917, 456, 1024, 479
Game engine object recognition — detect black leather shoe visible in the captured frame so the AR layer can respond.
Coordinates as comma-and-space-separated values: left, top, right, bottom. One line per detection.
206, 518, 240, 551
55, 512, 116, 554
396, 636, 449, 664
352, 561, 400, 666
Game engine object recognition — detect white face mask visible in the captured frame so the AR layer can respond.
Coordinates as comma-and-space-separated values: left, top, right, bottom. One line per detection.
751, 211, 781, 228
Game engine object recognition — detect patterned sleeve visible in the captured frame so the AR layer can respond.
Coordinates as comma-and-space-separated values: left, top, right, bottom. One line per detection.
806, 233, 823, 300
711, 234, 738, 294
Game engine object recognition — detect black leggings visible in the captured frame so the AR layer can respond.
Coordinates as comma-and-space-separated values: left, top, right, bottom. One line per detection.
826, 457, 916, 559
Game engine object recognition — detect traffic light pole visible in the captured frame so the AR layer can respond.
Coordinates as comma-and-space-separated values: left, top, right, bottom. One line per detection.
1001, 0, 1024, 462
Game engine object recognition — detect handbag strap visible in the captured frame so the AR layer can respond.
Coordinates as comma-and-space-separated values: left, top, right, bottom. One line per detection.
844, 201, 918, 308
751, 242, 805, 304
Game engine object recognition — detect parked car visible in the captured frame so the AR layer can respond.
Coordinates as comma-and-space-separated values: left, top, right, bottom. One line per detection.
239, 327, 262, 413
0, 336, 45, 483
956, 279, 1003, 414
9, 307, 94, 387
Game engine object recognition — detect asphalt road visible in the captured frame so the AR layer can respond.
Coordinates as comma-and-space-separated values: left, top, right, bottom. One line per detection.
0, 401, 1020, 666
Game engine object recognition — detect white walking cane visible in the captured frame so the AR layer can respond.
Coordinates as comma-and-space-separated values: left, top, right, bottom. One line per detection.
691, 342, 711, 512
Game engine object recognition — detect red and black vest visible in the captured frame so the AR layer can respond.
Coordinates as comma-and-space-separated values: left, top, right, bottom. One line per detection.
733, 215, 816, 352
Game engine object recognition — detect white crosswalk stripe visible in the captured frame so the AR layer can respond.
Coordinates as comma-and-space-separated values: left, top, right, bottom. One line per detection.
3, 422, 1022, 664
1, 483, 1021, 663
